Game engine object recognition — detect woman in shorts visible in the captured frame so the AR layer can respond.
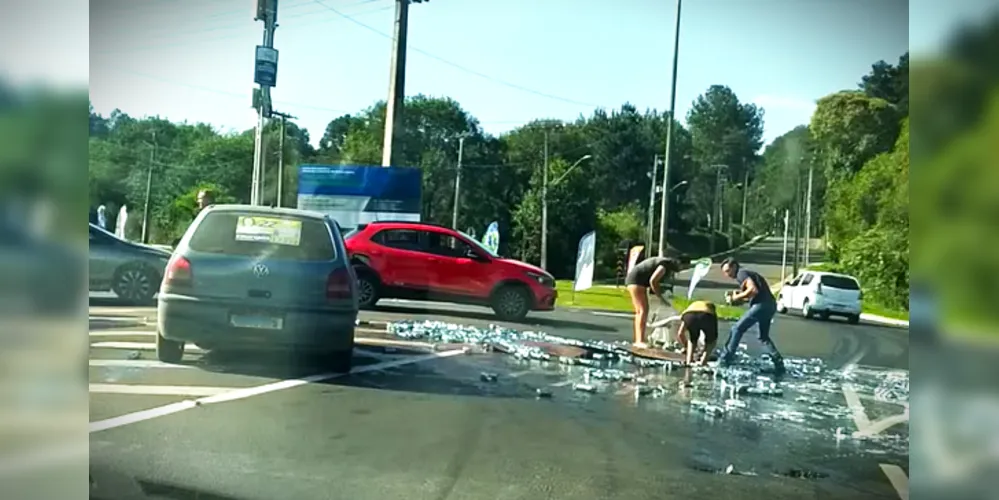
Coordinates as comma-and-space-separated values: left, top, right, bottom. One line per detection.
624, 256, 681, 348
675, 300, 719, 366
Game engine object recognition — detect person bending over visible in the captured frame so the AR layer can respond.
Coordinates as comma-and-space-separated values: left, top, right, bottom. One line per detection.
625, 256, 681, 348
675, 300, 718, 366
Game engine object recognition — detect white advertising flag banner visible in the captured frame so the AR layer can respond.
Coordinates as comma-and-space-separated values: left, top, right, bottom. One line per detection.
573, 230, 596, 292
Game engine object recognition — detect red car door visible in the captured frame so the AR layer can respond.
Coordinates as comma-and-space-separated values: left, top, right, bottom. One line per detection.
368, 228, 432, 290
423, 229, 493, 298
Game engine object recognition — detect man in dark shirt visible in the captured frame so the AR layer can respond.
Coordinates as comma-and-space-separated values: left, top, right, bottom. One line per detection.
717, 257, 785, 375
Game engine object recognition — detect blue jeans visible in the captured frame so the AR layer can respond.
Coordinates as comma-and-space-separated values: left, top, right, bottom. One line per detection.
718, 301, 783, 367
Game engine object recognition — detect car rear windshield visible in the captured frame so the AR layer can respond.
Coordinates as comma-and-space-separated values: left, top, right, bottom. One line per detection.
820, 275, 860, 290
188, 212, 336, 261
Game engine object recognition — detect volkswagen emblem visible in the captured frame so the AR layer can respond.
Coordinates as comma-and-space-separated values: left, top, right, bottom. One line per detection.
252, 263, 270, 277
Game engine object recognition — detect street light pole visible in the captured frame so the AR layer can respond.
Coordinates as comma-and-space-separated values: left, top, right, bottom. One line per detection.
541, 151, 593, 271
251, 0, 278, 206
451, 136, 465, 228
646, 154, 661, 253
741, 168, 749, 240
657, 0, 683, 258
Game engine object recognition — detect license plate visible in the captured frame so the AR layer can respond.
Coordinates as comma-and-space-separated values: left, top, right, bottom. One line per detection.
230, 315, 283, 330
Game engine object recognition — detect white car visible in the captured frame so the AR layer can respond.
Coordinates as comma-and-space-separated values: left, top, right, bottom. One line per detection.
777, 271, 862, 324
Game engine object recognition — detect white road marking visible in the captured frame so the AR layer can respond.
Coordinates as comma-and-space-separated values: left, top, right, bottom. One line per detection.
89, 347, 467, 433
879, 464, 909, 500
550, 379, 574, 387
89, 384, 233, 396
841, 384, 872, 430
89, 330, 155, 337
89, 359, 195, 369
90, 341, 205, 352
855, 410, 910, 439
508, 370, 533, 378
591, 311, 633, 319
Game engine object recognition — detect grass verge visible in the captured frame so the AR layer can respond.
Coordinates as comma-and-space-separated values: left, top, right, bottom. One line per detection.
555, 280, 744, 321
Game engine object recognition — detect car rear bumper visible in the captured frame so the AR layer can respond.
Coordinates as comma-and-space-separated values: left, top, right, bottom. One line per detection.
533, 288, 557, 311
812, 297, 861, 316
157, 295, 356, 351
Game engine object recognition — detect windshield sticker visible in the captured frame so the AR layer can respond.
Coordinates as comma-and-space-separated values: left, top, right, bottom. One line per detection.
234, 216, 302, 246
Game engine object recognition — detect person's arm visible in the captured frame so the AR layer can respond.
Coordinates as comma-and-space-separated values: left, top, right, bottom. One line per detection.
649, 265, 671, 304
675, 320, 688, 347
698, 340, 716, 366
731, 272, 759, 303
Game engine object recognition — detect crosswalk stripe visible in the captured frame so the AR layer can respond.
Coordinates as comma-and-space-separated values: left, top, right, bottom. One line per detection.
90, 341, 205, 352
89, 359, 195, 369
89, 384, 232, 396
89, 330, 155, 337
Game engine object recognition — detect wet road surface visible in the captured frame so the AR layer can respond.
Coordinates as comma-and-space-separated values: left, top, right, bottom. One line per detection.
89, 299, 908, 499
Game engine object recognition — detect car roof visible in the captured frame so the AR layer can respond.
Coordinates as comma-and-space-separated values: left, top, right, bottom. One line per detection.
360, 220, 453, 231
808, 271, 859, 280
203, 204, 329, 221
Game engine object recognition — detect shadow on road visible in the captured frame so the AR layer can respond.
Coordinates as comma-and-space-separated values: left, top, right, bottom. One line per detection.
370, 304, 618, 333
188, 346, 527, 400
89, 296, 156, 307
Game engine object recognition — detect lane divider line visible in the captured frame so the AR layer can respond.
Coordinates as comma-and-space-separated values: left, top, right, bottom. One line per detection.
550, 380, 574, 387
89, 384, 234, 397
841, 384, 872, 430
879, 464, 909, 500
89, 347, 467, 433
89, 359, 195, 369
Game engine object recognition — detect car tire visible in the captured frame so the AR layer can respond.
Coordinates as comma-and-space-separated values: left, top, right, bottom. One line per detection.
818, 312, 830, 321
847, 314, 861, 325
355, 270, 380, 309
801, 299, 813, 319
777, 296, 787, 314
491, 285, 531, 321
156, 332, 184, 363
112, 264, 158, 304
326, 347, 354, 373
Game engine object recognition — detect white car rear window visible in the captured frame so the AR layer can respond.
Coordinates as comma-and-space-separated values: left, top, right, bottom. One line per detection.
820, 275, 860, 290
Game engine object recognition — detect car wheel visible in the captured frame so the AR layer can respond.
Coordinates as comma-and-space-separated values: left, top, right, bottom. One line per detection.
112, 264, 157, 304
818, 312, 830, 321
156, 332, 184, 363
848, 314, 861, 324
492, 285, 531, 321
801, 299, 813, 319
326, 346, 354, 373
355, 271, 380, 309
777, 295, 788, 314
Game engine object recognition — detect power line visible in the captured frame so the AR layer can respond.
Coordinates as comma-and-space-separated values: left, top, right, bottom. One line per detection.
94, 1, 392, 56
312, 0, 606, 109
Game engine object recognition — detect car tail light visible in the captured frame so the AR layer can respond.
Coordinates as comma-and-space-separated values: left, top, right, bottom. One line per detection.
163, 256, 193, 288
858, 290, 863, 300
816, 283, 823, 295
326, 267, 353, 300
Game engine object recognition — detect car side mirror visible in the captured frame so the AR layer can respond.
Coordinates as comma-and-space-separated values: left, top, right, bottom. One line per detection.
466, 249, 487, 261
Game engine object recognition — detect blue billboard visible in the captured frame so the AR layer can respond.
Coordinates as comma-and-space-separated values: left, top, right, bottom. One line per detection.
296, 164, 422, 229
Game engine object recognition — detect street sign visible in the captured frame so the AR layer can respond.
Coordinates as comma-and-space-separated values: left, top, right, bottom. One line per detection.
254, 46, 279, 87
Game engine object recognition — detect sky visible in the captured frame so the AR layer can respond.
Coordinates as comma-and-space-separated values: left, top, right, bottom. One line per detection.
80, 0, 981, 149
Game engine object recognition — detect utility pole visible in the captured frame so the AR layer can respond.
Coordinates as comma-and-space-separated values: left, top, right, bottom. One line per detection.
451, 136, 465, 228
646, 154, 661, 253
803, 163, 814, 266
740, 168, 749, 241
780, 209, 789, 285
271, 111, 296, 207
251, 0, 279, 205
141, 131, 156, 244
541, 131, 550, 270
657, 0, 683, 258
381, 0, 426, 167
792, 168, 803, 277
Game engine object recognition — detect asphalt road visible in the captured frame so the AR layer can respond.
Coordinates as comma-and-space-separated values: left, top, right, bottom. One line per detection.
88, 240, 909, 500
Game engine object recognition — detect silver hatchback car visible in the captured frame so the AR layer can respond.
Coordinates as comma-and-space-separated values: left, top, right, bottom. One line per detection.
156, 205, 358, 372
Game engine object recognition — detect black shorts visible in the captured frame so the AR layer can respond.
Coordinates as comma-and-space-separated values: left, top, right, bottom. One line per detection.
681, 311, 718, 345
624, 267, 649, 287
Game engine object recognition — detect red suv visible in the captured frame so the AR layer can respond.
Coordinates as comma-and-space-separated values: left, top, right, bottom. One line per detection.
344, 221, 557, 320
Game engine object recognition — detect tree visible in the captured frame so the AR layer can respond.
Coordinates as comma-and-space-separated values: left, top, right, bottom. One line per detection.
860, 52, 909, 116
809, 91, 899, 180
685, 85, 765, 235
